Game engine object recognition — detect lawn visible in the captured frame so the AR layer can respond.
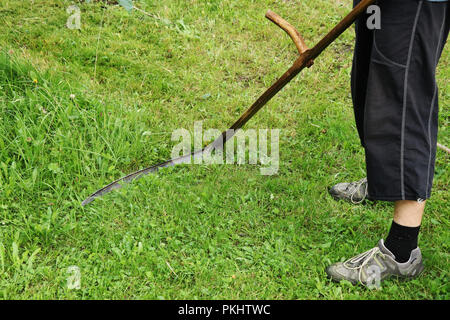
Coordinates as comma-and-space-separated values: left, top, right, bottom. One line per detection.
0, 0, 448, 299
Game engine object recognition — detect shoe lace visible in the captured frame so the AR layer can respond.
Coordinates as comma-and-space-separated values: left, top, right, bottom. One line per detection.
343, 246, 385, 285
348, 177, 368, 204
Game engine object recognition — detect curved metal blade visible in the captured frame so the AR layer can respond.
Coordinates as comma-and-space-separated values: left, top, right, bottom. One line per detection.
81, 149, 204, 206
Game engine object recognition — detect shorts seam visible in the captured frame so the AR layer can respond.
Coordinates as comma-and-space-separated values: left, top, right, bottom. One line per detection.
400, 1, 423, 200
372, 34, 407, 68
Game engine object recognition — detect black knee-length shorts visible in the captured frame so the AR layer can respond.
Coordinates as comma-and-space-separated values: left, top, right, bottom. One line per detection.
352, 0, 449, 201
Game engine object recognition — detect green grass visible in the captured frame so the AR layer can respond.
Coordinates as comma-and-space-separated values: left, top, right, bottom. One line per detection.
0, 0, 448, 299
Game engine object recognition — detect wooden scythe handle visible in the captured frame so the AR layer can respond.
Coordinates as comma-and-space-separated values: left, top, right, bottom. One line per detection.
265, 10, 314, 67
226, 0, 376, 134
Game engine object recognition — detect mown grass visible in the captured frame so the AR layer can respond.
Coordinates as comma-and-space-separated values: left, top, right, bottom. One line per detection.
0, 0, 448, 299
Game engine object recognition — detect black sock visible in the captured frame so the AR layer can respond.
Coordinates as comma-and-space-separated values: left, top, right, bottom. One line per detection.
384, 221, 420, 263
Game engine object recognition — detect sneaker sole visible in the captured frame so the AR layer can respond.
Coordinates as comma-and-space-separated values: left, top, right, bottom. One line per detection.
328, 189, 368, 203
325, 264, 425, 287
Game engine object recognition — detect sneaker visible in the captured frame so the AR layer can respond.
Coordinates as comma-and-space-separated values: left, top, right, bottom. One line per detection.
329, 177, 369, 203
325, 239, 424, 288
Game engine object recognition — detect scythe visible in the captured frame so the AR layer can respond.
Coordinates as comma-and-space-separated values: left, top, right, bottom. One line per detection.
82, 0, 377, 206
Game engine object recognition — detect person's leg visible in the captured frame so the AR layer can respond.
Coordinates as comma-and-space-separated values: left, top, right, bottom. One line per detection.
351, 0, 374, 147
365, 0, 448, 263
364, 0, 448, 200
326, 0, 449, 286
327, 0, 373, 203
393, 200, 425, 227
384, 200, 425, 263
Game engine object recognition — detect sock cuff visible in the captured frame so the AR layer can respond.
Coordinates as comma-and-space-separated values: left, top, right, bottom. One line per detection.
390, 221, 421, 240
